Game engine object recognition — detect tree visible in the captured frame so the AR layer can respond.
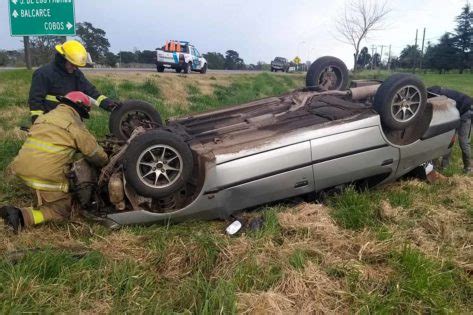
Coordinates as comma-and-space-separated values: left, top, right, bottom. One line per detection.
118, 51, 136, 64
224, 50, 245, 70
255, 61, 270, 71
29, 36, 63, 66
104, 52, 118, 67
399, 45, 422, 69
371, 52, 381, 68
389, 56, 400, 70
356, 46, 371, 68
203, 52, 226, 69
453, 3, 473, 73
76, 22, 110, 64
135, 50, 156, 64
335, 0, 391, 71
424, 33, 460, 73
0, 51, 9, 66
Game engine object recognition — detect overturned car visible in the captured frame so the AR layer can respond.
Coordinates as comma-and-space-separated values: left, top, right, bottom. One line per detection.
78, 56, 460, 227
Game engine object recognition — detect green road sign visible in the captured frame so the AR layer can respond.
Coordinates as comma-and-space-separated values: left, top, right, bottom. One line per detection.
9, 0, 76, 36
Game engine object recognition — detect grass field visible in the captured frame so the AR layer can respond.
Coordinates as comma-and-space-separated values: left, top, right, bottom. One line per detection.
0, 70, 471, 313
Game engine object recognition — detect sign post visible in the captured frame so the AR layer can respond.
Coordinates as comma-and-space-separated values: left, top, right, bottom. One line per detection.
8, 0, 75, 69
9, 0, 76, 36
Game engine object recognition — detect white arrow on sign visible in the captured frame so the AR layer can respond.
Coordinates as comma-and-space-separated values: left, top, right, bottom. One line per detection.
66, 22, 73, 30
11, 0, 18, 5
12, 10, 19, 18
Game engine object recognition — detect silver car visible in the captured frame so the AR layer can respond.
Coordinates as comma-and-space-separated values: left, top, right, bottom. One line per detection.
79, 57, 460, 226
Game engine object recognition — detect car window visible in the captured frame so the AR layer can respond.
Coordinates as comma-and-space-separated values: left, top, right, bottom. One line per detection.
193, 48, 200, 57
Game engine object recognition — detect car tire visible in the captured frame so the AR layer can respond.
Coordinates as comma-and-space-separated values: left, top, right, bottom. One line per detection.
184, 62, 192, 74
175, 68, 182, 73
124, 130, 194, 198
157, 65, 165, 73
109, 100, 163, 140
306, 56, 349, 91
373, 74, 427, 130
200, 63, 208, 74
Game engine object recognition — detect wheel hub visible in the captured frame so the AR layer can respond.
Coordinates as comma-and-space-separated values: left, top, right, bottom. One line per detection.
137, 145, 183, 189
391, 86, 422, 123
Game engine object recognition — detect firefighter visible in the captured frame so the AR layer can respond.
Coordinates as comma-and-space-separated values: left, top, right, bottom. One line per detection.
428, 86, 472, 174
0, 91, 108, 233
28, 40, 118, 123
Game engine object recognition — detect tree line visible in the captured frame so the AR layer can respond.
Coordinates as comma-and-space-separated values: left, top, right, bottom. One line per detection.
353, 3, 473, 73
0, 22, 257, 70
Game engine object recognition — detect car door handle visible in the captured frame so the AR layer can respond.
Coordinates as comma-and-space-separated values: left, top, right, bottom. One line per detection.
294, 180, 309, 188
381, 159, 394, 166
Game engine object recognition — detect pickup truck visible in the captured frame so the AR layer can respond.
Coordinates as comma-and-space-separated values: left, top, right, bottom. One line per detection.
156, 41, 208, 74
271, 57, 289, 72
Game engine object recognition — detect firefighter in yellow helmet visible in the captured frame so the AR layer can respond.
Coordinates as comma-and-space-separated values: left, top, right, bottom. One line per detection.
0, 92, 108, 233
28, 40, 118, 123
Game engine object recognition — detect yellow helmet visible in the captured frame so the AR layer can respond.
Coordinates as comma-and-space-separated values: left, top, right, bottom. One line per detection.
55, 40, 88, 67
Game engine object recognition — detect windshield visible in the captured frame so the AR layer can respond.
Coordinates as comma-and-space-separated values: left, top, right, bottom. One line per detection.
275, 57, 286, 62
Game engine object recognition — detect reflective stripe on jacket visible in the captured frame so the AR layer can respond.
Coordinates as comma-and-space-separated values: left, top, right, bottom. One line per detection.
11, 105, 108, 192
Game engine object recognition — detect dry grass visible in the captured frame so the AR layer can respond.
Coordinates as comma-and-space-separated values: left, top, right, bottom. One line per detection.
0, 69, 471, 313
87, 72, 232, 109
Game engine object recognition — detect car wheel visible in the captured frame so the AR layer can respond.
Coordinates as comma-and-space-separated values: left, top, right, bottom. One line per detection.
306, 56, 349, 91
200, 63, 208, 74
157, 65, 165, 73
124, 130, 194, 198
109, 100, 163, 140
184, 62, 192, 74
373, 74, 427, 130
175, 68, 182, 73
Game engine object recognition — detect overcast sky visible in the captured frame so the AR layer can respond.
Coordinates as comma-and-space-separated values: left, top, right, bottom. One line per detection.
0, 0, 468, 67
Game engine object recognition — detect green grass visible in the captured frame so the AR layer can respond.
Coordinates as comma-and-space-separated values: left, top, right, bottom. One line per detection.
187, 72, 297, 113
0, 69, 471, 313
353, 70, 473, 95
355, 246, 472, 313
327, 187, 380, 230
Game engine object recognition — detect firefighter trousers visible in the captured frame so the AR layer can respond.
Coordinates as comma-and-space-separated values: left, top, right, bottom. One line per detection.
20, 190, 72, 227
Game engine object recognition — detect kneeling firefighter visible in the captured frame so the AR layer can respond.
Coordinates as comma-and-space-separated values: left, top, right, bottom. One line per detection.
0, 92, 108, 233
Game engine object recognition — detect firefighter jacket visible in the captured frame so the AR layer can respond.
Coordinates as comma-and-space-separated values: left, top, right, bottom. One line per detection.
11, 105, 108, 193
28, 53, 115, 119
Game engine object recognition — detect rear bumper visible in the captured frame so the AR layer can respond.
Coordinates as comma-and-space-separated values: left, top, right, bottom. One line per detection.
157, 61, 183, 69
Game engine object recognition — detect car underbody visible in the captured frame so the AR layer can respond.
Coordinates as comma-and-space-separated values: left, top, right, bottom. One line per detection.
74, 57, 460, 227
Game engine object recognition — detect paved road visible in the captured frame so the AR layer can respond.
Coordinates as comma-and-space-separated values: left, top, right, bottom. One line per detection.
0, 67, 300, 75
82, 68, 266, 75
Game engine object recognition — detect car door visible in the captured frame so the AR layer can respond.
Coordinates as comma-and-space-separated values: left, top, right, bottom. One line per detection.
311, 126, 400, 190
210, 141, 315, 210
191, 47, 202, 69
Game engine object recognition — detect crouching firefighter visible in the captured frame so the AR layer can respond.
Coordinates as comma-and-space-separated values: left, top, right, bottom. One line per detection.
0, 92, 108, 233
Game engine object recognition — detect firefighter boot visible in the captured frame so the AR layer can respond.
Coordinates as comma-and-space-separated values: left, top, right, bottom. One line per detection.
0, 206, 24, 234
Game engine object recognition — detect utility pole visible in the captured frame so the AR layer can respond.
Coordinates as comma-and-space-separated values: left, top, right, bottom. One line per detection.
379, 45, 388, 68
23, 36, 32, 70
419, 27, 426, 70
413, 29, 418, 73
387, 45, 392, 71
371, 45, 376, 70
